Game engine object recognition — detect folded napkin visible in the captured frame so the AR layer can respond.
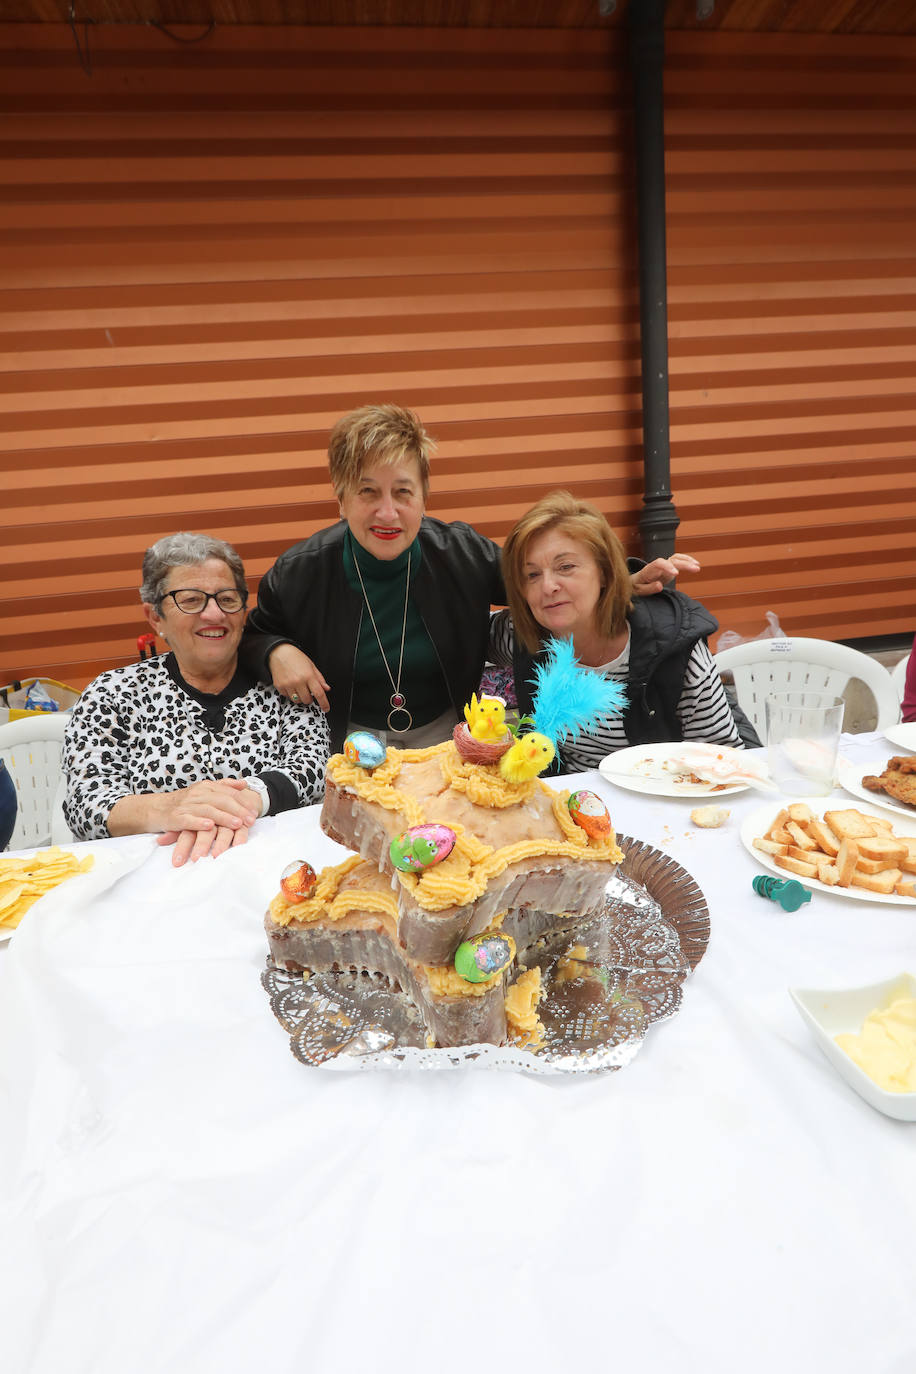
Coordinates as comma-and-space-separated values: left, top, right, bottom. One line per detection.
660, 744, 775, 790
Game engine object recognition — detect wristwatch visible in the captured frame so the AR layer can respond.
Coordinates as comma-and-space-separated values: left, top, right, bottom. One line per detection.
245, 776, 271, 818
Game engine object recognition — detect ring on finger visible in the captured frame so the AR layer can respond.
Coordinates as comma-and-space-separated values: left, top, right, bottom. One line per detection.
291, 692, 300, 702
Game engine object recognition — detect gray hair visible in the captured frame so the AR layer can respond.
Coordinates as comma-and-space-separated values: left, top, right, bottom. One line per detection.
140, 532, 247, 606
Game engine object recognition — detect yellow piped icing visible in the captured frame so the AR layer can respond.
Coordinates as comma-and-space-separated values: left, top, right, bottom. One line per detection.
269, 854, 379, 928
551, 790, 590, 846
424, 966, 490, 997
505, 967, 545, 1048
328, 750, 425, 826
439, 748, 537, 808
425, 960, 503, 998
326, 742, 623, 914
452, 826, 493, 866
328, 889, 399, 923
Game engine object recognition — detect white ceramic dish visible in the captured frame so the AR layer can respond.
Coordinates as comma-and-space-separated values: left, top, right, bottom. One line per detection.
789, 973, 916, 1121
598, 743, 758, 798
837, 755, 916, 823
0, 837, 152, 944
884, 722, 916, 752
741, 797, 916, 906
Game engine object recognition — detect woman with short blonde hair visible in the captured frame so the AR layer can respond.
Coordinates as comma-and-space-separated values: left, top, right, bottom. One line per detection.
327, 403, 434, 503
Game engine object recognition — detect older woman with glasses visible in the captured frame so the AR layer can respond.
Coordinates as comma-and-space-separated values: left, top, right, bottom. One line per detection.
63, 533, 330, 866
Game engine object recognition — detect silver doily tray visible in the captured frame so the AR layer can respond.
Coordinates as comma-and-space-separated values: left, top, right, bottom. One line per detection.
261, 835, 710, 1076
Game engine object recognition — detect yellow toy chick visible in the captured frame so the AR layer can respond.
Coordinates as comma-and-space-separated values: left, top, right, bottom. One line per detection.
499, 731, 556, 783
464, 692, 508, 743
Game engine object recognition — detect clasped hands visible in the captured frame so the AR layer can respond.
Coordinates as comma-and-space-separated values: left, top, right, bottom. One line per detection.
155, 778, 262, 868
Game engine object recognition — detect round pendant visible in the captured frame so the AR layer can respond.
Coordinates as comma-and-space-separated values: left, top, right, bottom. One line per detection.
387, 705, 413, 732
390, 692, 406, 709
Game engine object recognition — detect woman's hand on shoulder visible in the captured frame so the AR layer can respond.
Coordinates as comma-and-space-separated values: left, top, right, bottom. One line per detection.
631, 553, 701, 597
268, 643, 330, 712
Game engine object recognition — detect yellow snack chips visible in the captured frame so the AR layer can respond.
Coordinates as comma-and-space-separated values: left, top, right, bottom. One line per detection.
0, 846, 94, 930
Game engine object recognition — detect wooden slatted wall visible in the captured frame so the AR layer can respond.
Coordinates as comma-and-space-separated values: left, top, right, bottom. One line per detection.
0, 22, 642, 689
1, 23, 915, 692
664, 30, 916, 646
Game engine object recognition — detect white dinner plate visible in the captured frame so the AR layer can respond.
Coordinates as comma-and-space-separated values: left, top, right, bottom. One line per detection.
741, 797, 916, 906
789, 972, 916, 1120
0, 836, 152, 943
837, 755, 916, 824
884, 722, 916, 752
598, 742, 757, 798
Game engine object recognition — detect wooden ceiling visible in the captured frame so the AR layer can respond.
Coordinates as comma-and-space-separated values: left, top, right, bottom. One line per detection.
5, 1, 916, 35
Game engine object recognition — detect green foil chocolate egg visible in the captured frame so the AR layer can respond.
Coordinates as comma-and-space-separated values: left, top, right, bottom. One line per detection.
454, 932, 514, 984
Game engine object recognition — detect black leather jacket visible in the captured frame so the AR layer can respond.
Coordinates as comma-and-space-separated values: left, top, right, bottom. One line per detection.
242, 518, 505, 753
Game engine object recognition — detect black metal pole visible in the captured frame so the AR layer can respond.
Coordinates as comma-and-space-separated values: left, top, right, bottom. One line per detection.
629, 0, 679, 559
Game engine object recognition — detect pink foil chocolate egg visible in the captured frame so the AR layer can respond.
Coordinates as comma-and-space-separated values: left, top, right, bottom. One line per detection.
567, 790, 612, 840
280, 859, 317, 902
389, 823, 457, 874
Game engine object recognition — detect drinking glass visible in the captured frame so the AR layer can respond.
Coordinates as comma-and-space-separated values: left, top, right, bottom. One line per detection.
765, 691, 845, 797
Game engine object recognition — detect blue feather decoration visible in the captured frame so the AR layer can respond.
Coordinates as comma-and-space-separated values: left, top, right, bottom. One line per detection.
529, 637, 627, 747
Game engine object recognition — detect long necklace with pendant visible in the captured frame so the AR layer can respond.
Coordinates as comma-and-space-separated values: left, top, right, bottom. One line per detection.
352, 551, 413, 732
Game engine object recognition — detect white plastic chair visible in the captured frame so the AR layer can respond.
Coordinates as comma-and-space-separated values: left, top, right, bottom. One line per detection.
714, 637, 901, 743
0, 713, 74, 850
891, 653, 910, 702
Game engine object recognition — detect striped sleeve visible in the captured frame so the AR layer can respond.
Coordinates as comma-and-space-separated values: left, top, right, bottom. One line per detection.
487, 608, 515, 666
676, 640, 744, 748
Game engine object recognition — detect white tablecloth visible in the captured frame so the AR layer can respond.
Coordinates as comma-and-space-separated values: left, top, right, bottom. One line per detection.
1, 733, 914, 1374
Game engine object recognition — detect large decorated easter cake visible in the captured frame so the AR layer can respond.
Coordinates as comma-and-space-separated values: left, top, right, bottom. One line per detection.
265, 644, 627, 1050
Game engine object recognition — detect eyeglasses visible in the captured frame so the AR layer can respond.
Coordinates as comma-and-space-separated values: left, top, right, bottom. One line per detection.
159, 588, 247, 615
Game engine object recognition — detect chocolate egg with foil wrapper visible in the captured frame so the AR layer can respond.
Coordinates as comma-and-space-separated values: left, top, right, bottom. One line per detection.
454, 932, 514, 984
389, 823, 457, 874
343, 730, 386, 769
567, 789, 612, 840
280, 860, 317, 903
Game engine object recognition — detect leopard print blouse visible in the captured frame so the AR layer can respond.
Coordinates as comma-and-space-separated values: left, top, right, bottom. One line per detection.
62, 653, 330, 840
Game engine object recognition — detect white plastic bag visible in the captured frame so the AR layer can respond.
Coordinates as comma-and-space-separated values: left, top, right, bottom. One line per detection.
24, 680, 59, 712
716, 611, 786, 654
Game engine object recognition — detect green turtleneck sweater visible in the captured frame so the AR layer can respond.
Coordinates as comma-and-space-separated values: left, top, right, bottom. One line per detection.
343, 531, 450, 730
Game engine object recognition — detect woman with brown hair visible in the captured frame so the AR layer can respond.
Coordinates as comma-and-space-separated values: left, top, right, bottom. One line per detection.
491, 491, 749, 772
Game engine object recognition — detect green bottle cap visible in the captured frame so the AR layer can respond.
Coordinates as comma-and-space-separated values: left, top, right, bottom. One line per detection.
752, 874, 812, 912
